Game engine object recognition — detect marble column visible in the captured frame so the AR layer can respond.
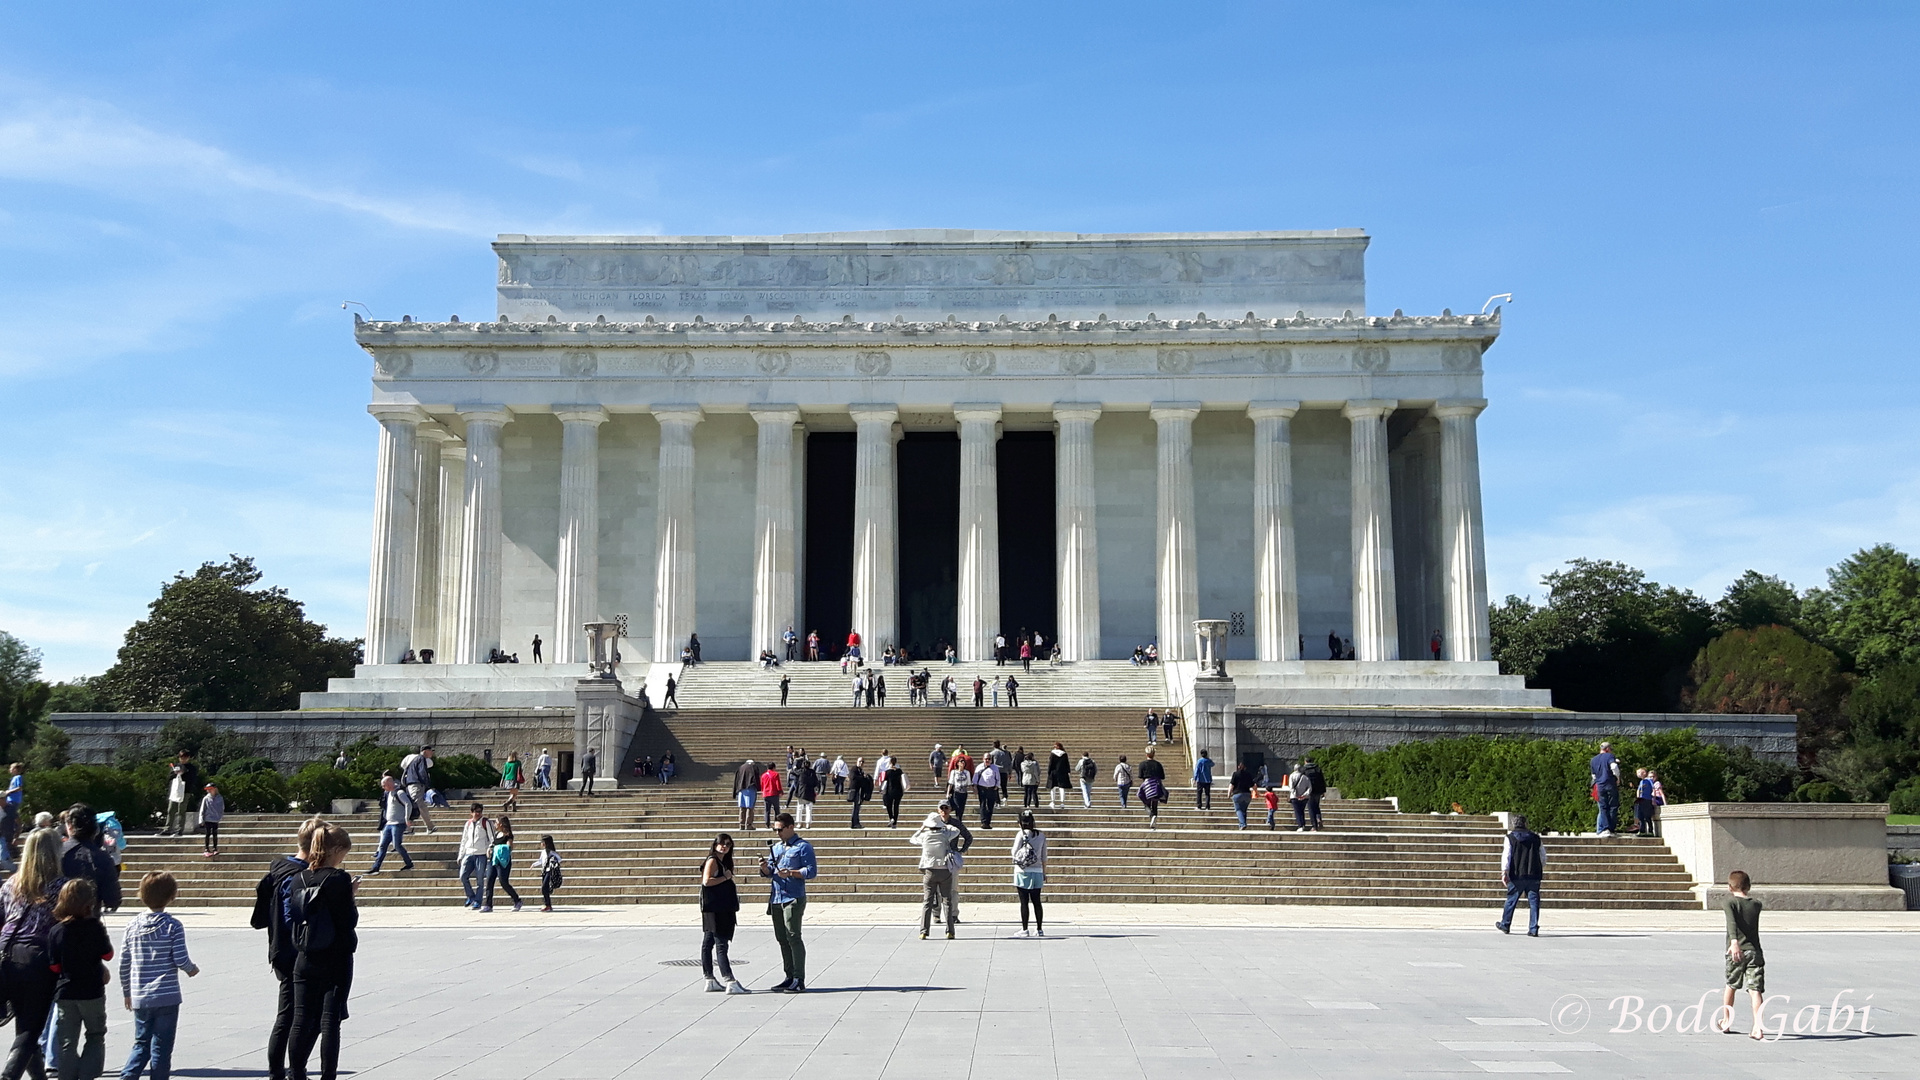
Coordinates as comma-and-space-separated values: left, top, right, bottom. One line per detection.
1053, 404, 1102, 661
552, 407, 609, 665
750, 406, 801, 660
849, 404, 899, 651
453, 407, 513, 664
1249, 402, 1301, 661
651, 407, 702, 663
411, 424, 455, 660
954, 405, 1003, 662
365, 404, 425, 665
434, 439, 466, 661
1434, 398, 1492, 662
1344, 399, 1400, 661
1151, 404, 1202, 662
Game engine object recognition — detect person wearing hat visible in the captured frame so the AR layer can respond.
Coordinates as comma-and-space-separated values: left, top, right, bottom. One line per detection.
198, 783, 225, 857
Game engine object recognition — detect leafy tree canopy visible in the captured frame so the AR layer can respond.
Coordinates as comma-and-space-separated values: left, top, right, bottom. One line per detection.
95, 556, 360, 712
1802, 544, 1920, 674
0, 630, 50, 764
1715, 571, 1803, 632
1684, 625, 1848, 770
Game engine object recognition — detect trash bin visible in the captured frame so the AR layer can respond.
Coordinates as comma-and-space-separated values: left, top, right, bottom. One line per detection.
1890, 863, 1920, 910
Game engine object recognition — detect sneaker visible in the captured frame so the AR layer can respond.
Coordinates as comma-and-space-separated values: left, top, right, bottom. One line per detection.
480, 905, 493, 912
945, 931, 955, 940
786, 982, 807, 993
1035, 928, 1045, 937
512, 902, 523, 912
1527, 928, 1539, 937
706, 978, 726, 993
920, 931, 929, 940
366, 869, 383, 876
1012, 929, 1028, 938
541, 905, 553, 912
402, 864, 415, 872
1495, 922, 1510, 934
726, 981, 750, 995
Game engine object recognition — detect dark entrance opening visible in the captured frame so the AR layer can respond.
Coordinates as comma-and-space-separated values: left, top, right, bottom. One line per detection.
803, 432, 856, 656
897, 431, 959, 660
997, 430, 1056, 649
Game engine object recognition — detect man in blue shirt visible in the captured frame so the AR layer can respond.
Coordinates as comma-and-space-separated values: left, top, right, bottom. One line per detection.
763, 813, 817, 992
3, 762, 22, 864
1590, 742, 1620, 836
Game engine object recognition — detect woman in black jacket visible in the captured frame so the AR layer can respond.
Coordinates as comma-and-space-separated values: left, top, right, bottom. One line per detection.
880, 762, 906, 828
1046, 744, 1072, 810
289, 822, 359, 1080
847, 760, 872, 829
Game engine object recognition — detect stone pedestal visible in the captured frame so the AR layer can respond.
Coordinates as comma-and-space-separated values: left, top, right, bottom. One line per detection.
1659, 802, 1905, 910
1190, 672, 1238, 772
573, 677, 643, 789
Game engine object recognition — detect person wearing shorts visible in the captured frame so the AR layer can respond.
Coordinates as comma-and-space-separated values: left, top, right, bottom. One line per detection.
1718, 869, 1766, 1039
735, 758, 760, 832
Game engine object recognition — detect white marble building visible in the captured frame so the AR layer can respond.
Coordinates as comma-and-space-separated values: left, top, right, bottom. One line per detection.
320, 229, 1547, 710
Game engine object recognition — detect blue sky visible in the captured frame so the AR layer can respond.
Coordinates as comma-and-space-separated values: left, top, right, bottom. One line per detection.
2, 2, 1917, 680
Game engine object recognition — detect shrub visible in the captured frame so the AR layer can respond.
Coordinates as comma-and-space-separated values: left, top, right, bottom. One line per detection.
1788, 780, 1852, 803
1889, 778, 1920, 816
215, 756, 278, 777
24, 764, 168, 825
215, 768, 292, 813
1722, 746, 1798, 802
287, 761, 378, 814
432, 754, 499, 790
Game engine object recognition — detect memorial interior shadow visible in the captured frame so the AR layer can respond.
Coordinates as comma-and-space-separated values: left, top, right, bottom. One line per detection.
998, 430, 1054, 646
805, 432, 856, 652
897, 432, 958, 657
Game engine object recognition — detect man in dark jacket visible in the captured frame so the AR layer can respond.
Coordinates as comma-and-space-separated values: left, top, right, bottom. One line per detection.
1302, 757, 1327, 830
60, 804, 122, 912
1495, 815, 1547, 937
252, 817, 322, 1080
735, 758, 761, 831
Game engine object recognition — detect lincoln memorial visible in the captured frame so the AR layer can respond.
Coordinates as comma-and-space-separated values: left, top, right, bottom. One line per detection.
314, 228, 1550, 711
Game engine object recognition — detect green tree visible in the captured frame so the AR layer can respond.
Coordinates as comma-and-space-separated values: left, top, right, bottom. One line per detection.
1818, 660, 1920, 801
25, 723, 71, 772
1493, 560, 1715, 712
1802, 544, 1920, 674
45, 677, 112, 714
114, 715, 255, 776
95, 556, 360, 712
1715, 571, 1803, 632
1489, 595, 1550, 681
1684, 626, 1849, 770
0, 631, 52, 764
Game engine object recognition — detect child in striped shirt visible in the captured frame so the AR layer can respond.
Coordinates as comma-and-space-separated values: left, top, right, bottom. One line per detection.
119, 871, 201, 1080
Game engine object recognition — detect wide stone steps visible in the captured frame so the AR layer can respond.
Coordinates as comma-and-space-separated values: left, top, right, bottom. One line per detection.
669, 660, 1170, 710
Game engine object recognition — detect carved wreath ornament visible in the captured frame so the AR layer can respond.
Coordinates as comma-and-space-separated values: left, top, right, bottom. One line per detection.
374, 350, 412, 378
561, 351, 597, 377
1259, 347, 1292, 373
1353, 345, 1391, 372
462, 351, 499, 375
661, 351, 695, 376
756, 350, 791, 376
961, 350, 996, 376
1059, 348, 1095, 376
856, 351, 892, 376
1442, 344, 1481, 371
1156, 348, 1194, 375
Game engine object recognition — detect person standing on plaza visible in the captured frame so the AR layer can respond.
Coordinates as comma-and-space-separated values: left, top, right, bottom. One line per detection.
534, 835, 562, 913
698, 834, 748, 995
365, 776, 414, 875
1046, 744, 1071, 809
578, 747, 598, 797
481, 817, 522, 913
1010, 810, 1048, 937
119, 871, 200, 1080
760, 813, 816, 992
973, 758, 1000, 829
847, 759, 872, 828
400, 746, 438, 833
793, 757, 819, 829
1494, 814, 1545, 937
49, 878, 113, 1080
1228, 761, 1255, 829
759, 762, 784, 830
2, 828, 64, 1080
251, 816, 322, 1079
912, 808, 962, 940
1137, 749, 1166, 828
1076, 751, 1097, 807
1717, 870, 1766, 1039
1590, 741, 1620, 836
287, 822, 358, 1080
1113, 755, 1133, 808
937, 802, 974, 923
456, 802, 492, 910
734, 758, 759, 832
1192, 749, 1215, 810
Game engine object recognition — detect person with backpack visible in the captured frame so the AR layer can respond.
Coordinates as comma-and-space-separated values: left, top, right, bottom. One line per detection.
59, 806, 121, 914
399, 746, 437, 833
482, 817, 523, 913
250, 817, 322, 1080
287, 822, 358, 1080
365, 776, 414, 875
1010, 810, 1048, 937
119, 870, 200, 1080
1076, 752, 1097, 807
533, 835, 562, 913
1302, 757, 1327, 830
2, 829, 65, 1079
697, 834, 747, 995
49, 878, 113, 1080
1495, 814, 1546, 937
199, 783, 225, 858
457, 803, 493, 911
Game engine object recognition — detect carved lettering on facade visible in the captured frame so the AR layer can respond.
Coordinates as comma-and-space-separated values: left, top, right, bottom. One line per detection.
1354, 345, 1391, 372
756, 350, 792, 376
1060, 348, 1096, 376
856, 351, 892, 376
1156, 348, 1194, 375
961, 350, 996, 376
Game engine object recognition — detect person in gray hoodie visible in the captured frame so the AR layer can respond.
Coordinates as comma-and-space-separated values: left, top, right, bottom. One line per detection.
198, 784, 225, 858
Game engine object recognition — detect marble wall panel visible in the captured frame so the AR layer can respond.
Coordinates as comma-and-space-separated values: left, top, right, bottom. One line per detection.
500, 416, 561, 660
1193, 411, 1257, 660
598, 415, 659, 660
693, 413, 757, 659
1094, 411, 1157, 655
1292, 410, 1352, 657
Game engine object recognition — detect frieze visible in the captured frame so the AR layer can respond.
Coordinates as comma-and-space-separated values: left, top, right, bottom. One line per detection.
561, 350, 596, 377
961, 350, 996, 376
1354, 345, 1391, 372
856, 351, 892, 376
1060, 348, 1095, 376
756, 350, 791, 375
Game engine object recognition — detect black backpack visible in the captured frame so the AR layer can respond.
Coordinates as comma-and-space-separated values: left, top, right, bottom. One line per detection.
287, 870, 336, 952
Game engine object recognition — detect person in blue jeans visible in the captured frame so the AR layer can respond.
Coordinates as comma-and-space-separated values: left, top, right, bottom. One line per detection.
366, 775, 414, 874
1192, 751, 1214, 810
1228, 763, 1255, 829
1495, 815, 1546, 936
458, 802, 493, 909
1590, 742, 1621, 835
120, 870, 200, 1080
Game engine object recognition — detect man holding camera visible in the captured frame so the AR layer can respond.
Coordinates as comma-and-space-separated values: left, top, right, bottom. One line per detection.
761, 813, 817, 992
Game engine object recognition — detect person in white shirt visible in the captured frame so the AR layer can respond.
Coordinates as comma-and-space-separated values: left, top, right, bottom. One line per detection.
535, 749, 553, 790
973, 761, 1001, 829
457, 802, 494, 910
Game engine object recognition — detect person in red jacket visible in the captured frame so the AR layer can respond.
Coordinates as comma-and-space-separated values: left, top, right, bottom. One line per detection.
758, 764, 784, 830
845, 630, 862, 663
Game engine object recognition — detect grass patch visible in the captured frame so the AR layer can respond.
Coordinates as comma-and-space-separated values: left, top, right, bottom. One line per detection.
1889, 814, 1920, 826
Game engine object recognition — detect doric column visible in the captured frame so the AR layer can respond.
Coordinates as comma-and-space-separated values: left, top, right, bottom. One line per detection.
1249, 402, 1301, 661
954, 405, 1003, 662
411, 424, 455, 659
651, 406, 703, 663
552, 407, 609, 665
1434, 398, 1492, 662
453, 407, 513, 664
364, 404, 425, 665
1054, 404, 1102, 661
1151, 404, 1202, 662
434, 439, 465, 661
1344, 399, 1400, 661
750, 406, 802, 660
849, 404, 899, 651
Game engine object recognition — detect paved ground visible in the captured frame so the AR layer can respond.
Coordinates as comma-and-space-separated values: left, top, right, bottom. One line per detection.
95, 904, 1915, 1079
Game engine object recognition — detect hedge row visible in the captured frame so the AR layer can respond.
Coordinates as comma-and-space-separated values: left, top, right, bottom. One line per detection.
1312, 729, 1779, 834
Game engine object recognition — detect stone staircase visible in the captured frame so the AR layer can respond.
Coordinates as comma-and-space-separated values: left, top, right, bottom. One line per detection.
117, 787, 1700, 909
668, 659, 1169, 710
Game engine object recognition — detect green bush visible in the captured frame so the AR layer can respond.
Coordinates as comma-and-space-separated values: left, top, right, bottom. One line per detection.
286, 761, 377, 814
431, 753, 499, 790
1788, 780, 1852, 803
215, 769, 292, 813
215, 756, 278, 777
24, 764, 168, 825
1888, 778, 1920, 816
1314, 730, 1740, 834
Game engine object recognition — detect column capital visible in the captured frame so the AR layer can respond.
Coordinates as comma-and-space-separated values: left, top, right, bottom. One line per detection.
1248, 401, 1302, 421
456, 405, 514, 426
953, 404, 1003, 424
437, 438, 466, 461
1342, 398, 1399, 421
416, 423, 458, 445
1149, 402, 1202, 423
368, 403, 428, 424
1052, 402, 1103, 423
749, 404, 802, 425
651, 404, 704, 427
554, 405, 610, 426
849, 403, 899, 426
1431, 398, 1489, 419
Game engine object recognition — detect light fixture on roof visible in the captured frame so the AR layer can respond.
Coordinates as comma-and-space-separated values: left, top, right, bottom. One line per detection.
1481, 293, 1514, 314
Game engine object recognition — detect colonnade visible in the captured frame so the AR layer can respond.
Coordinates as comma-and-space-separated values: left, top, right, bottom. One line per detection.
362, 398, 1491, 667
